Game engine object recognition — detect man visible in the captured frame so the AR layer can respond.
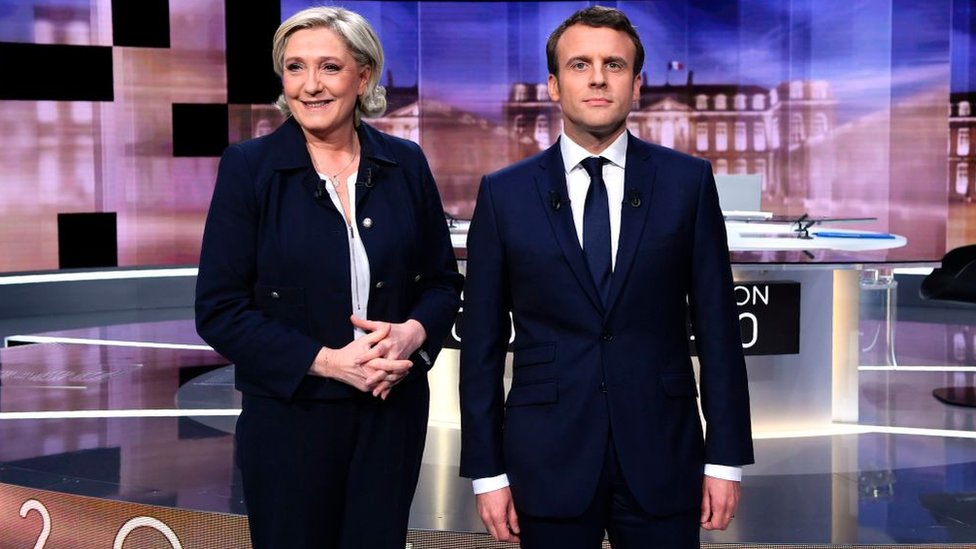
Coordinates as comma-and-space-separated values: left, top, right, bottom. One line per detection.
459, 6, 754, 548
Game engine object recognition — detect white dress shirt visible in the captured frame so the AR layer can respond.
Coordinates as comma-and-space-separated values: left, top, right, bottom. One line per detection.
472, 133, 741, 495
562, 131, 627, 269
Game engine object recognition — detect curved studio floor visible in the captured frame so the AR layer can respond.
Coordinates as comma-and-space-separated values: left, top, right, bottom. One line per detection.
3, 315, 976, 545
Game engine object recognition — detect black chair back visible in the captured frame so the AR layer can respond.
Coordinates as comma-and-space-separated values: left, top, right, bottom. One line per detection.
920, 244, 976, 304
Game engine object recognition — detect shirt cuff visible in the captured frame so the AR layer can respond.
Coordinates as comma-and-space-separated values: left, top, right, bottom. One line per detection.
472, 473, 510, 494
705, 464, 742, 482
473, 467, 738, 493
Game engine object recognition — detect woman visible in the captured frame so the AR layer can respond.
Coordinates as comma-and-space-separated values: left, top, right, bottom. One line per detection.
195, 7, 462, 548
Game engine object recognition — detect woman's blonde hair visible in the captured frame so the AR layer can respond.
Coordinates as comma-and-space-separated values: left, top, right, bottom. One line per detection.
272, 6, 387, 123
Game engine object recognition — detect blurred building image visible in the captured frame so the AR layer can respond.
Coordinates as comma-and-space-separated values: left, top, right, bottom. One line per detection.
950, 92, 975, 203
503, 74, 837, 209
369, 82, 527, 218
0, 0, 965, 267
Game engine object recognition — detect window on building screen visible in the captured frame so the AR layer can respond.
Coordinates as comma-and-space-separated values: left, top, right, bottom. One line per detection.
513, 84, 528, 102
535, 84, 549, 102
753, 121, 766, 151
514, 115, 526, 134
715, 95, 727, 110
36, 102, 58, 123
661, 120, 675, 149
716, 158, 728, 174
734, 121, 747, 151
696, 122, 709, 151
535, 115, 550, 149
790, 81, 804, 99
959, 127, 971, 156
752, 94, 765, 110
960, 101, 972, 117
790, 114, 804, 145
735, 159, 748, 174
70, 102, 93, 124
734, 94, 746, 110
956, 162, 970, 195
716, 122, 728, 151
696, 95, 708, 110
812, 113, 829, 137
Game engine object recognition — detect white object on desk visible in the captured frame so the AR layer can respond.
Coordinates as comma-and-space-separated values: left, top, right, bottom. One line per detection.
726, 222, 907, 252
444, 216, 907, 254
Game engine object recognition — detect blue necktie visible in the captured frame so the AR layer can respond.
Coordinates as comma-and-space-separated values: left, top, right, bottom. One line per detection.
581, 156, 611, 305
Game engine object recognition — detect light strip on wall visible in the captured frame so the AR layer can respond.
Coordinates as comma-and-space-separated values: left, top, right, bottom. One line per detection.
0, 409, 240, 420
859, 365, 976, 372
6, 335, 212, 351
3, 411, 976, 443
0, 267, 198, 285
754, 424, 976, 440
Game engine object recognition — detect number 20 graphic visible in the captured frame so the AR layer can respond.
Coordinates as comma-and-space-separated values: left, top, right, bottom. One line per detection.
19, 500, 50, 549
113, 516, 184, 549
18, 498, 184, 548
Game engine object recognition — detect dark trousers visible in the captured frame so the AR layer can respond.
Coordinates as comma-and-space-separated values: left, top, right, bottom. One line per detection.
518, 438, 700, 549
235, 376, 429, 549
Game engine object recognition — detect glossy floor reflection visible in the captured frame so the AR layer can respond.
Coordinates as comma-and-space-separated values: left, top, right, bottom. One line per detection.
2, 304, 976, 544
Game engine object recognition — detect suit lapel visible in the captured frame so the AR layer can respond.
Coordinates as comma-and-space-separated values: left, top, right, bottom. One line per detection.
606, 135, 657, 316
534, 143, 605, 315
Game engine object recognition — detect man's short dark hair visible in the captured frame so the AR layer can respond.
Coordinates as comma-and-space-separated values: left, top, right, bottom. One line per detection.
546, 6, 645, 77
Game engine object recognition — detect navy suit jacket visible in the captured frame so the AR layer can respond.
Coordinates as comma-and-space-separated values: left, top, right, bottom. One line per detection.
459, 133, 754, 517
196, 118, 462, 401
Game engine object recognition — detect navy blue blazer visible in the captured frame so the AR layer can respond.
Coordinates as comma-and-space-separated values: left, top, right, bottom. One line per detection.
459, 133, 754, 517
196, 118, 462, 401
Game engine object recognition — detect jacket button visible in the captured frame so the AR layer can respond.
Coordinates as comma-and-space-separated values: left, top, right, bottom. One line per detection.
602, 332, 613, 342
414, 274, 421, 282
270, 291, 280, 299
375, 281, 384, 289
599, 381, 608, 393
362, 217, 373, 229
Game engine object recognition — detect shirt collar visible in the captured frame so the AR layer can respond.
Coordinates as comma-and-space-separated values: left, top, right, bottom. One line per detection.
559, 130, 629, 174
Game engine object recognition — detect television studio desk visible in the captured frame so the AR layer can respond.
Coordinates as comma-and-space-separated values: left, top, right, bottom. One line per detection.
722, 220, 908, 432
10, 222, 976, 547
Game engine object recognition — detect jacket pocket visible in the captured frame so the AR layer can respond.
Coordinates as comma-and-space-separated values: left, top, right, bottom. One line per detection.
661, 373, 699, 397
254, 285, 309, 332
512, 343, 556, 369
505, 381, 558, 407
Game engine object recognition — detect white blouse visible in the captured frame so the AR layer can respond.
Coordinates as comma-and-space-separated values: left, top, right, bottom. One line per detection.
318, 172, 371, 340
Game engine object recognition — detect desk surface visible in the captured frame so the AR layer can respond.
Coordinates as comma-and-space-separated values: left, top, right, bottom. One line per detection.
726, 221, 907, 252
449, 220, 908, 254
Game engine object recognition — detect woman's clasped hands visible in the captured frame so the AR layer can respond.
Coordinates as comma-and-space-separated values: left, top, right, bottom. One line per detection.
311, 315, 427, 400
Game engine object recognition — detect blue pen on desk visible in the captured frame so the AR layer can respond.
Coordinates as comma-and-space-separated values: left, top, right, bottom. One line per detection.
812, 231, 896, 239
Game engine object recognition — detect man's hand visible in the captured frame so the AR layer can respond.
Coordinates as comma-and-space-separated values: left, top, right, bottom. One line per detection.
476, 486, 520, 543
351, 316, 427, 399
700, 476, 740, 531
